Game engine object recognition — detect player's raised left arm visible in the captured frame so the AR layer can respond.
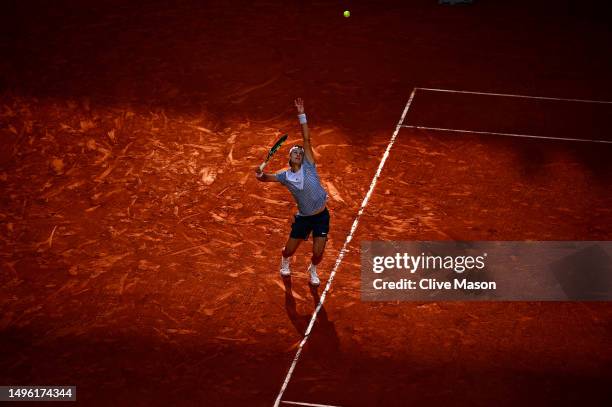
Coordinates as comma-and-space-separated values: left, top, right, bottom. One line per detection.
295, 97, 315, 164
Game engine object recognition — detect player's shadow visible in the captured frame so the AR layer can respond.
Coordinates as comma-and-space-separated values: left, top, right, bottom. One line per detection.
282, 277, 340, 361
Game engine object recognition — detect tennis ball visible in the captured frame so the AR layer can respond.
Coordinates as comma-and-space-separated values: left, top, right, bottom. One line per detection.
344, 10, 350, 18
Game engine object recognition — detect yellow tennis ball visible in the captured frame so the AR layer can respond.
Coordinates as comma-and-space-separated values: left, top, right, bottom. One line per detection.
344, 10, 350, 18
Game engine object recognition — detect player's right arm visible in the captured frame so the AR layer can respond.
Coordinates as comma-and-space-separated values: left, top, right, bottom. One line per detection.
255, 168, 279, 182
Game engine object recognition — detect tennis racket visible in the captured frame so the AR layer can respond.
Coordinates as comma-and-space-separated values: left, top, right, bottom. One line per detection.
259, 133, 288, 171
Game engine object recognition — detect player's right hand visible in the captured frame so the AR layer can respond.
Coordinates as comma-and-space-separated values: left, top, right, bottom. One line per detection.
255, 168, 263, 178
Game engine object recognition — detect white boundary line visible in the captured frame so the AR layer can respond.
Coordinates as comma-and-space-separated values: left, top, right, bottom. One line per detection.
416, 87, 612, 104
400, 124, 612, 144
281, 401, 343, 407
272, 89, 418, 407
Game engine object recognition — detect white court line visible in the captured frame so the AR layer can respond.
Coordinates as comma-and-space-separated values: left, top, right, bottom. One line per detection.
273, 89, 418, 407
416, 87, 612, 104
281, 401, 343, 407
400, 125, 612, 144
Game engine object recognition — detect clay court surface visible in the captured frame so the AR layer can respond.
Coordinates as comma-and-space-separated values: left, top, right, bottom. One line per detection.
1, 1, 612, 405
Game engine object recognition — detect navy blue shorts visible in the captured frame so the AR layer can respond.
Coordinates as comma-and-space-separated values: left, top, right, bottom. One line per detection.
290, 208, 330, 240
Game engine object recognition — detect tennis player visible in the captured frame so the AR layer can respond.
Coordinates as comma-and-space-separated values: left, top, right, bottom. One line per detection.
255, 98, 330, 286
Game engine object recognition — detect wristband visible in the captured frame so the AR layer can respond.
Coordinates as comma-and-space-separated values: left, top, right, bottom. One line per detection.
298, 113, 307, 124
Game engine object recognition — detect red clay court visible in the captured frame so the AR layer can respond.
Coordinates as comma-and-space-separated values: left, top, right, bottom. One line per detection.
1, 1, 612, 406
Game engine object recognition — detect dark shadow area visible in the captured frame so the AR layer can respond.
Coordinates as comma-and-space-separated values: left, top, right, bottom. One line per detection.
552, 244, 612, 300
283, 277, 340, 362
2, 0, 612, 140
5, 319, 609, 407
573, 143, 612, 182
285, 353, 612, 407
283, 276, 308, 335
0, 326, 289, 406
512, 140, 612, 184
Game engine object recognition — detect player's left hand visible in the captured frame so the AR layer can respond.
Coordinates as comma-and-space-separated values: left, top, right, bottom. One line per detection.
294, 98, 305, 114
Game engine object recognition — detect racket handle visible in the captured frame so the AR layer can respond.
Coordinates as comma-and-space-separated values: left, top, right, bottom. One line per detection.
258, 161, 268, 172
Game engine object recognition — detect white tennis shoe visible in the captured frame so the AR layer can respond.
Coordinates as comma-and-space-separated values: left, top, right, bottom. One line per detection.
308, 263, 320, 286
280, 256, 291, 277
